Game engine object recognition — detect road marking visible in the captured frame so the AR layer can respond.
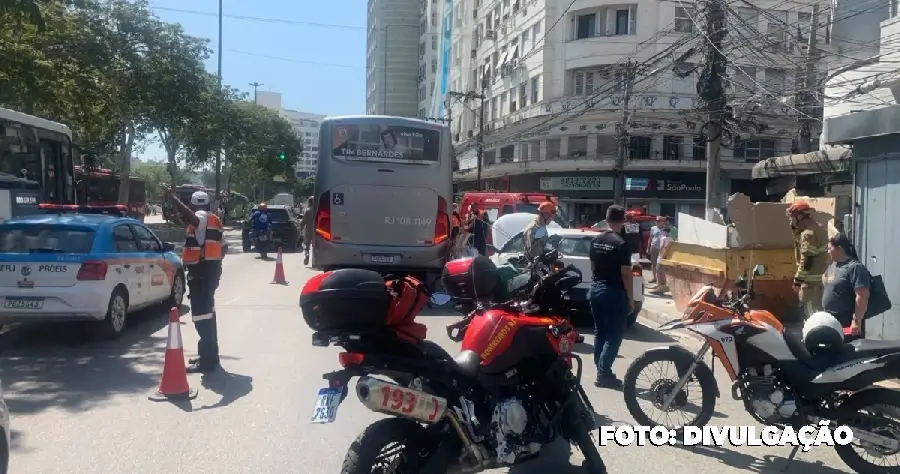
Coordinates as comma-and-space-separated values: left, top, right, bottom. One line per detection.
222, 296, 242, 306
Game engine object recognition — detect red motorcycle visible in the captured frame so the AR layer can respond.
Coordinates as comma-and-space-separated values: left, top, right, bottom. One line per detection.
302, 256, 605, 472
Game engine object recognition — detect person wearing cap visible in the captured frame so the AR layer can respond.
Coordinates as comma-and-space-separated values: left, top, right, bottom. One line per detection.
523, 201, 557, 259
787, 201, 829, 318
169, 188, 226, 373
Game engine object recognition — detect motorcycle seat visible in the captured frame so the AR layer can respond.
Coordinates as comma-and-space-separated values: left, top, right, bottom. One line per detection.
843, 339, 900, 360
452, 350, 481, 378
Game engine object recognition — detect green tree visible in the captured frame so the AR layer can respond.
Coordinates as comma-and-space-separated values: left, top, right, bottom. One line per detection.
132, 161, 189, 202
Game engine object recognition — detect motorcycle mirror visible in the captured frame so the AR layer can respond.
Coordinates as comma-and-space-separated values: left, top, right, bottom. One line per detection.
753, 264, 766, 276
429, 293, 452, 306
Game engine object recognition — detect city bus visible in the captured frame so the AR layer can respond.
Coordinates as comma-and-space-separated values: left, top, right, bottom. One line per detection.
0, 107, 76, 219
73, 166, 148, 221
311, 115, 452, 286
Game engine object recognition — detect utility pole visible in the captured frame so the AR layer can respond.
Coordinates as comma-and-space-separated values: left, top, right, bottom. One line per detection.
613, 60, 635, 205
700, 0, 727, 220
797, 4, 820, 153
449, 87, 486, 190
250, 82, 263, 103
214, 0, 223, 206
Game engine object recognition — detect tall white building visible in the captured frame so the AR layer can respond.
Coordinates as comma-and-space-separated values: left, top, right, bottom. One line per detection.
446, 0, 832, 221
255, 91, 326, 178
366, 0, 446, 118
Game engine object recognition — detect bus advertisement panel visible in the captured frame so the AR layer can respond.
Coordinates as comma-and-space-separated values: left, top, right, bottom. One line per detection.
330, 122, 441, 164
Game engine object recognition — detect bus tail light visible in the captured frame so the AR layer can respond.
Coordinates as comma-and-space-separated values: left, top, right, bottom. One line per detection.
433, 196, 450, 245
77, 261, 108, 281
315, 191, 332, 241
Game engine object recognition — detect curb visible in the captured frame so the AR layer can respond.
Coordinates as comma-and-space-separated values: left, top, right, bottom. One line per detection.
637, 306, 900, 390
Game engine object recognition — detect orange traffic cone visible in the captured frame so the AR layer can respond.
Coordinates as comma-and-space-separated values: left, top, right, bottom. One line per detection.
148, 307, 198, 402
271, 247, 288, 285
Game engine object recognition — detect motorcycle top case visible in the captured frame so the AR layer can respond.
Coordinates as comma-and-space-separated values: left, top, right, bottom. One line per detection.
442, 256, 499, 300
300, 269, 391, 331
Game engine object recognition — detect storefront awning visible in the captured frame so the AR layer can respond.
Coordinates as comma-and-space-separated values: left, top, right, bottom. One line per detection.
751, 148, 851, 179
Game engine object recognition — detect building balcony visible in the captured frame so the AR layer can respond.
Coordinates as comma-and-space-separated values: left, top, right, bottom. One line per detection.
452, 154, 756, 180
564, 36, 641, 70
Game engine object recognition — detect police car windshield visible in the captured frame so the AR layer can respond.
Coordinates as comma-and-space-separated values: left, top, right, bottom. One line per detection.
0, 226, 95, 253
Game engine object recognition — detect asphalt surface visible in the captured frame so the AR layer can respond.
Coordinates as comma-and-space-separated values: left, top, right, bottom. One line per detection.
1, 237, 860, 473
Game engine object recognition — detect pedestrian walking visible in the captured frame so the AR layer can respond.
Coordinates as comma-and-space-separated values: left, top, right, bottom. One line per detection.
300, 197, 315, 266
169, 188, 225, 374
648, 216, 666, 284
588, 205, 635, 388
649, 227, 672, 295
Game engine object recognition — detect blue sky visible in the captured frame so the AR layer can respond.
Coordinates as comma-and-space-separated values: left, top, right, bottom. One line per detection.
141, 0, 367, 161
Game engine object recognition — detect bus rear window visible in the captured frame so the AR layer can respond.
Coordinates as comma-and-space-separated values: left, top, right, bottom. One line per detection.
330, 122, 440, 164
0, 226, 95, 253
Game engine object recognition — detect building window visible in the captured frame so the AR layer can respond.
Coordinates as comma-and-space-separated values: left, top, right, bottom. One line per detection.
797, 12, 811, 42
490, 97, 498, 120
662, 135, 683, 160
509, 88, 517, 112
431, 59, 437, 73
431, 12, 437, 27
615, 9, 632, 35
531, 75, 540, 103
499, 145, 514, 163
628, 135, 651, 159
732, 66, 756, 93
432, 36, 437, 50
733, 138, 775, 162
521, 29, 530, 53
530, 141, 541, 161
674, 7, 694, 33
546, 138, 561, 159
576, 13, 596, 39
569, 136, 588, 158
500, 91, 507, 115
520, 143, 529, 161
693, 135, 706, 160
532, 21, 541, 49
764, 68, 787, 96
518, 83, 527, 108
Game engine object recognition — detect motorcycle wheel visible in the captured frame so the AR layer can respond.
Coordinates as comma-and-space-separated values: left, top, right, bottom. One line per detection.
341, 418, 428, 474
833, 388, 900, 474
623, 348, 717, 430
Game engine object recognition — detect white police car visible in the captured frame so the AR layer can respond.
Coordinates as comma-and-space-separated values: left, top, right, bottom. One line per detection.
0, 206, 185, 338
489, 227, 645, 326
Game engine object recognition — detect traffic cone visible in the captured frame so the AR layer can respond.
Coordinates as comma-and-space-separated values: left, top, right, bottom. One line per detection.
271, 247, 288, 285
148, 307, 198, 402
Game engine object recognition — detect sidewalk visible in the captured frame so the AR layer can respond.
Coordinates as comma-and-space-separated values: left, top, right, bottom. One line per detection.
637, 292, 900, 390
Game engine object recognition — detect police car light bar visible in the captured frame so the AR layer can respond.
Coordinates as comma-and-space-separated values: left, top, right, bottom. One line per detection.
38, 204, 130, 216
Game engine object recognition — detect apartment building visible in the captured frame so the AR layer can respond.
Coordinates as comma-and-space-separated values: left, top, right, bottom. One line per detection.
446, 0, 832, 222
366, 0, 442, 117
255, 91, 326, 178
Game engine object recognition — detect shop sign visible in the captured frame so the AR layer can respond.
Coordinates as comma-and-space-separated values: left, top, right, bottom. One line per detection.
540, 176, 613, 191
657, 179, 703, 192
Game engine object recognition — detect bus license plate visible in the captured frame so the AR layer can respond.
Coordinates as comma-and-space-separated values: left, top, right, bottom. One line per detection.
370, 255, 394, 263
310, 387, 342, 423
4, 297, 44, 309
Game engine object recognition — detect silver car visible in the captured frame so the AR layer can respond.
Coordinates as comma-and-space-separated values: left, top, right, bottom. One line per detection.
0, 376, 8, 474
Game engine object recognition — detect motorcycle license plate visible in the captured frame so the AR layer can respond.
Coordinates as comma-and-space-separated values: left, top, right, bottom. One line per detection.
310, 387, 342, 423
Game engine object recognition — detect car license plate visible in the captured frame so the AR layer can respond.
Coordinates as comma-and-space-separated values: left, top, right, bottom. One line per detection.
370, 255, 395, 263
310, 387, 342, 423
4, 297, 44, 309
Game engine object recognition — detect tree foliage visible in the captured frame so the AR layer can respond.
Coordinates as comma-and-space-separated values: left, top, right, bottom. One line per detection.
0, 0, 302, 204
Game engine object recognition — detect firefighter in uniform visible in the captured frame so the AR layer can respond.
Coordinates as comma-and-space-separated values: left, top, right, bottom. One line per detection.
787, 201, 829, 318
170, 189, 226, 373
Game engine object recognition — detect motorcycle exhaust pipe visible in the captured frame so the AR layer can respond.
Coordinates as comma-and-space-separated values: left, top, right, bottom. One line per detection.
355, 376, 449, 424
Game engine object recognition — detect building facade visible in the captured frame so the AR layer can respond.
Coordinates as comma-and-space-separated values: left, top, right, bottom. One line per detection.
255, 91, 326, 179
445, 0, 832, 224
367, 0, 428, 117
821, 5, 900, 340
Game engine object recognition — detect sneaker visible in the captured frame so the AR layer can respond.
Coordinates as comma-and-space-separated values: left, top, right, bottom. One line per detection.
594, 375, 623, 389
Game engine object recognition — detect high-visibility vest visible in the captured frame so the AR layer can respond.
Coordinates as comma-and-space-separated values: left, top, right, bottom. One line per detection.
183, 213, 224, 265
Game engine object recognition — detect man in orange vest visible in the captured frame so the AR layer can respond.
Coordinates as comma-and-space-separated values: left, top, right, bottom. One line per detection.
169, 189, 226, 373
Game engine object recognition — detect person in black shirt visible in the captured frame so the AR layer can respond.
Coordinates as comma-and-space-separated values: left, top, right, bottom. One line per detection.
466, 204, 489, 256
822, 233, 870, 338
589, 205, 635, 388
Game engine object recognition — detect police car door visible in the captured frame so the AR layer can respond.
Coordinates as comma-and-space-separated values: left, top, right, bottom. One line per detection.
111, 224, 146, 307
130, 224, 169, 303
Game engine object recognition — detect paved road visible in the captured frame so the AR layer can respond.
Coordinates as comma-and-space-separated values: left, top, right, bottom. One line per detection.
2, 247, 857, 473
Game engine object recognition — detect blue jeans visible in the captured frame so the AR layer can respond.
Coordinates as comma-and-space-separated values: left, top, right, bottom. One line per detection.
589, 281, 629, 379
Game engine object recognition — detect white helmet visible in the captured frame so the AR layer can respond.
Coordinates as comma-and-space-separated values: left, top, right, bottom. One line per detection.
803, 311, 845, 355
190, 191, 210, 207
